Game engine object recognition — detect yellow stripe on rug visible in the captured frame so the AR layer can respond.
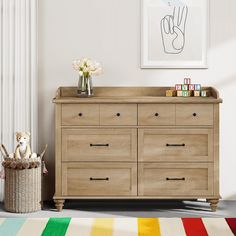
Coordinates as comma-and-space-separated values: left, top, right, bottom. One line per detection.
66, 218, 93, 236
138, 218, 161, 236
16, 218, 49, 236
202, 218, 234, 236
91, 218, 114, 236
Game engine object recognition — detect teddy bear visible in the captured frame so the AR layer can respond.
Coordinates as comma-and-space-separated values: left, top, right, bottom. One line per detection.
14, 132, 37, 159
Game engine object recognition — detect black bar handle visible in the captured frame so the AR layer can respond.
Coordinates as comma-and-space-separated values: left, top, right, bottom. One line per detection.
90, 144, 109, 147
166, 143, 185, 147
166, 177, 185, 181
90, 177, 109, 181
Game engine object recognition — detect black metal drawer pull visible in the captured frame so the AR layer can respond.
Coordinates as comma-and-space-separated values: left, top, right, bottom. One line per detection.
90, 177, 109, 181
166, 177, 185, 181
90, 144, 109, 147
116, 113, 121, 117
78, 113, 83, 117
166, 143, 185, 147
193, 113, 197, 117
155, 113, 159, 117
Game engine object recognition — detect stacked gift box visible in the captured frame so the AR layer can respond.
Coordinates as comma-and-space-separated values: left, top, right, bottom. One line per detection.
166, 78, 209, 97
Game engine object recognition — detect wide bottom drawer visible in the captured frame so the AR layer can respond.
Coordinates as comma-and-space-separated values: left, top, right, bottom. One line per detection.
138, 163, 213, 196
62, 162, 137, 196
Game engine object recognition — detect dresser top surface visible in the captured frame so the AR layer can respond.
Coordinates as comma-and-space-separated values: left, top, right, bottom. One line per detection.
53, 87, 222, 104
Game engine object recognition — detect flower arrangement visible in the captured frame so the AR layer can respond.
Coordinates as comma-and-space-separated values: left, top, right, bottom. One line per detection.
72, 58, 102, 78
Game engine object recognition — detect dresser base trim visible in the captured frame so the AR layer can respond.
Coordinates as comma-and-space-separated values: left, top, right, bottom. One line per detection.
53, 196, 221, 211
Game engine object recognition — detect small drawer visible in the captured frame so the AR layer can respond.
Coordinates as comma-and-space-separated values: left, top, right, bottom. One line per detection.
138, 163, 213, 196
138, 129, 213, 162
62, 162, 137, 196
176, 104, 213, 126
138, 104, 175, 125
62, 129, 137, 162
100, 104, 137, 126
61, 104, 99, 126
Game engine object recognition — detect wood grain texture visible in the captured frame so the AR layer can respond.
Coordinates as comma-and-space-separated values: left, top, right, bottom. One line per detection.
62, 129, 137, 162
55, 104, 62, 196
213, 104, 220, 196
138, 163, 213, 196
176, 104, 214, 126
61, 104, 99, 125
53, 86, 221, 211
138, 129, 213, 162
100, 104, 137, 126
62, 162, 137, 196
53, 87, 223, 104
138, 104, 175, 125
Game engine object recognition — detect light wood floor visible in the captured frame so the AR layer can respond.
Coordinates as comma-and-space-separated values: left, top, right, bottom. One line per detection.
0, 200, 236, 218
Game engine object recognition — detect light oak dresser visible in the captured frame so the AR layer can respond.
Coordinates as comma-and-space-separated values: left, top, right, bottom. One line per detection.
53, 87, 222, 211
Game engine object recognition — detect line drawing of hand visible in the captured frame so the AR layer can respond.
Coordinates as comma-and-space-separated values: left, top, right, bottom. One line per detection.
160, 6, 188, 54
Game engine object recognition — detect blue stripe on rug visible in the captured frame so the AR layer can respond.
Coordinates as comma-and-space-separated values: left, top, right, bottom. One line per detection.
0, 218, 26, 236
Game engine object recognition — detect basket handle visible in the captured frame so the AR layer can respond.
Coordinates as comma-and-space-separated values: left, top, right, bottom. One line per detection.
40, 144, 48, 161
0, 144, 9, 158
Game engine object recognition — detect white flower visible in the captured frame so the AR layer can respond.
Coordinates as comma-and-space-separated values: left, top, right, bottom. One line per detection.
73, 57, 102, 77
83, 67, 89, 73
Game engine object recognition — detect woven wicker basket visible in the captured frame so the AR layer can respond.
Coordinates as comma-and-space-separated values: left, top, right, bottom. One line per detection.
4, 161, 42, 213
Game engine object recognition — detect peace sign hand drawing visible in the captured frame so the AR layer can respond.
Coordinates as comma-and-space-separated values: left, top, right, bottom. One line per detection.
161, 6, 188, 54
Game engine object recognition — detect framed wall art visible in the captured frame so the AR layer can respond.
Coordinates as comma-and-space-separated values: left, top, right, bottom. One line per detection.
141, 0, 208, 68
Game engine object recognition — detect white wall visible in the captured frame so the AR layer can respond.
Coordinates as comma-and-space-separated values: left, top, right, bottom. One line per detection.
39, 0, 236, 200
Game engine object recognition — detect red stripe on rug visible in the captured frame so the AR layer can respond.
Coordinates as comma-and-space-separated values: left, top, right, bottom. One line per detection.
182, 218, 208, 236
226, 218, 236, 235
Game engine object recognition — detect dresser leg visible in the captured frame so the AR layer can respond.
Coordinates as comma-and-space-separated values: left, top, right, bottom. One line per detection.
208, 199, 219, 212
54, 199, 65, 212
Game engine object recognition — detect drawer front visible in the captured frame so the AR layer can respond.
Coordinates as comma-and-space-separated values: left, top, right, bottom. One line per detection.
176, 104, 213, 126
138, 129, 213, 162
138, 163, 213, 196
62, 163, 137, 196
138, 104, 175, 125
100, 104, 137, 125
62, 129, 137, 162
62, 104, 99, 126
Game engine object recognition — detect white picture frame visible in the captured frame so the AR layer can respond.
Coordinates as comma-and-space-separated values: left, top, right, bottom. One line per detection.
141, 0, 209, 68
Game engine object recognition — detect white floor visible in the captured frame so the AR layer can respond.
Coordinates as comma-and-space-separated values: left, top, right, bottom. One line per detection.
0, 200, 236, 218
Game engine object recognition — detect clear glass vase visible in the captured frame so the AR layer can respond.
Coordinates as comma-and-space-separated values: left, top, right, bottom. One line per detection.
77, 75, 93, 97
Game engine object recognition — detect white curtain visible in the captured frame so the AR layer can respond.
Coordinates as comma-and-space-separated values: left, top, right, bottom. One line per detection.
0, 0, 38, 201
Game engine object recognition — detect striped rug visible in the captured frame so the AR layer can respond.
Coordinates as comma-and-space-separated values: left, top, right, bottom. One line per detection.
0, 218, 236, 236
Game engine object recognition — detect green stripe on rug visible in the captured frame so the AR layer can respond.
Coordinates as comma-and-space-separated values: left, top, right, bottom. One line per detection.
41, 218, 71, 236
0, 218, 26, 236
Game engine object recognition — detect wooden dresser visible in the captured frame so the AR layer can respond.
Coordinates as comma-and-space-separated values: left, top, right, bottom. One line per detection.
53, 87, 222, 211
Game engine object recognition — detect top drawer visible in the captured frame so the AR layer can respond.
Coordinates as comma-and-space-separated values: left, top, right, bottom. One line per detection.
176, 104, 214, 126
100, 104, 137, 125
62, 104, 99, 126
138, 104, 175, 125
